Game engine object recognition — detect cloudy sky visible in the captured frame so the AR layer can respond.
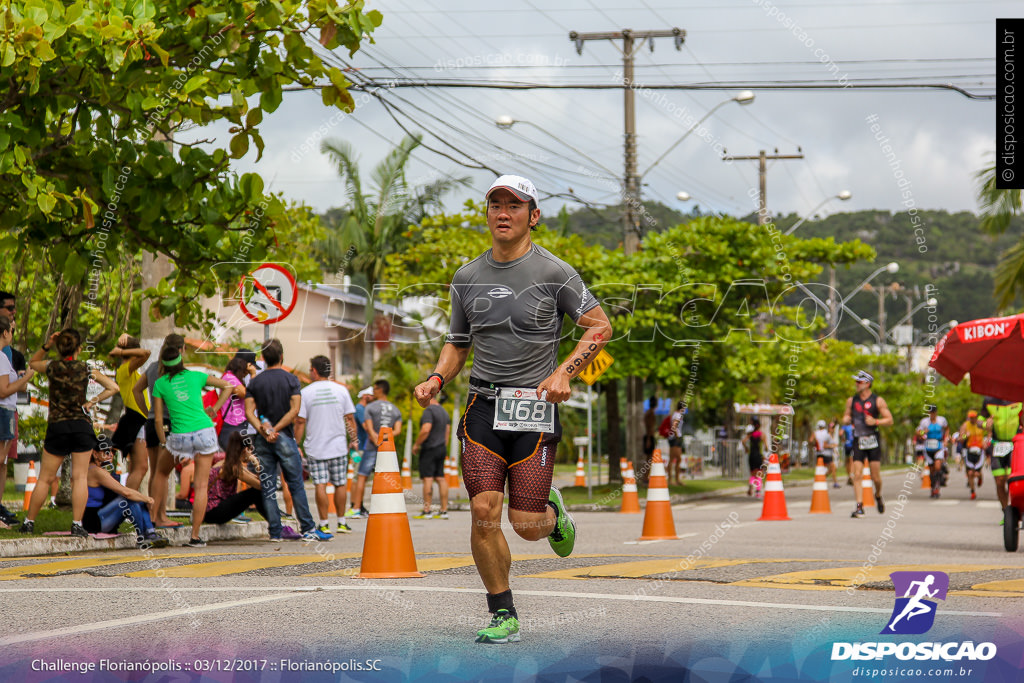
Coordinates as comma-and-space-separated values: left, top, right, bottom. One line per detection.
197, 0, 1006, 222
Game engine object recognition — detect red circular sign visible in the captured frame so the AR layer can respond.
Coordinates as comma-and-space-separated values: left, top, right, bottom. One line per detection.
238, 263, 298, 325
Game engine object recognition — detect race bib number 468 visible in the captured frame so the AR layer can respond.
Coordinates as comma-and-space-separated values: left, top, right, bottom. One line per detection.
494, 388, 555, 432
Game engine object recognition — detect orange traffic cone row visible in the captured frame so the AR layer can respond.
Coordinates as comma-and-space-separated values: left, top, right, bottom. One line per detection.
326, 484, 337, 515
401, 452, 413, 491
620, 458, 641, 514
24, 460, 37, 512
638, 449, 679, 539
574, 454, 586, 487
862, 469, 876, 509
758, 453, 791, 521
357, 427, 423, 579
809, 456, 832, 514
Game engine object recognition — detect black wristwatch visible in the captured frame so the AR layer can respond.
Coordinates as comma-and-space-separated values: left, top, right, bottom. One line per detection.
427, 372, 444, 390
42, 344, 51, 352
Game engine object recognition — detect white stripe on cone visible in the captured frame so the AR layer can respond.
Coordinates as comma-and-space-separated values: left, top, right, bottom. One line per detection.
815, 466, 826, 475
646, 488, 670, 502
650, 462, 667, 478
369, 492, 408, 514
764, 481, 784, 492
767, 462, 781, 474
374, 450, 400, 473
623, 484, 637, 492
813, 482, 828, 491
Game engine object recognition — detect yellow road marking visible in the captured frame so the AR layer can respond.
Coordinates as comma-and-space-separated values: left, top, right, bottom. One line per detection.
963, 578, 1024, 596
731, 565, 1019, 591
304, 553, 631, 577
124, 554, 361, 578
0, 554, 234, 581
521, 557, 818, 580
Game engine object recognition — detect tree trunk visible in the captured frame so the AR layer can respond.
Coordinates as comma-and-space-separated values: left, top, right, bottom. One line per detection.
606, 378, 622, 483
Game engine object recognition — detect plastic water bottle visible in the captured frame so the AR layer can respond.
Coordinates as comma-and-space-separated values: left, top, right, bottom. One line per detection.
349, 448, 362, 465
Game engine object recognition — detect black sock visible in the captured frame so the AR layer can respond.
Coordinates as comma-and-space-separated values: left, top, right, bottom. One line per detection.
486, 590, 516, 618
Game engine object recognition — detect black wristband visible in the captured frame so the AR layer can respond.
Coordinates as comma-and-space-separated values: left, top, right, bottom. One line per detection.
42, 345, 51, 352
427, 372, 444, 390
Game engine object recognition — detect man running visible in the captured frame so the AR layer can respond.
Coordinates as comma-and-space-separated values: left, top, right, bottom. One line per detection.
918, 405, 950, 499
843, 370, 893, 517
413, 175, 612, 644
981, 396, 1023, 522
957, 410, 987, 500
887, 574, 939, 632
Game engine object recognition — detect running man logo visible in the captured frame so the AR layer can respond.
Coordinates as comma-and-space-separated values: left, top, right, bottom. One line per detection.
881, 571, 949, 635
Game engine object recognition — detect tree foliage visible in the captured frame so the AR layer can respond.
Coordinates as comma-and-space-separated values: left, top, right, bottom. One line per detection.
0, 0, 381, 327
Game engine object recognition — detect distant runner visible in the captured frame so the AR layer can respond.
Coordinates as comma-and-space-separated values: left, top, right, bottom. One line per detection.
843, 370, 893, 517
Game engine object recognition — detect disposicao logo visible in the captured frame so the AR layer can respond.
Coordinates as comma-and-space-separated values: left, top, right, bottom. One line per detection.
831, 571, 997, 662
882, 571, 948, 635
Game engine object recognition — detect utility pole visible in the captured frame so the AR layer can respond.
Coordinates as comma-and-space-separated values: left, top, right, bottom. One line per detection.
721, 150, 804, 226
569, 27, 684, 483
569, 28, 684, 254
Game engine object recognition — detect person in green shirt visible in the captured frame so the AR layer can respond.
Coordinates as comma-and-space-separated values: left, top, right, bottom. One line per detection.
152, 346, 232, 547
981, 396, 1023, 519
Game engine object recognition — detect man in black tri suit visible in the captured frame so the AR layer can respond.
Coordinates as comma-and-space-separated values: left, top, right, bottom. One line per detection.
413, 175, 612, 644
842, 370, 894, 518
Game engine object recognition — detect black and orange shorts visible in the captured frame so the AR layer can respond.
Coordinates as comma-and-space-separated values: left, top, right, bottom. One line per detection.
458, 393, 561, 513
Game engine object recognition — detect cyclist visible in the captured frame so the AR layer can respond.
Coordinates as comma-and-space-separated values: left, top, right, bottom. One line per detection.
981, 396, 1023, 522
918, 405, 950, 499
957, 410, 987, 500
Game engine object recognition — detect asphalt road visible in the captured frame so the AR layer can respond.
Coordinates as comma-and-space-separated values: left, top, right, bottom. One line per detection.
1, 468, 1021, 682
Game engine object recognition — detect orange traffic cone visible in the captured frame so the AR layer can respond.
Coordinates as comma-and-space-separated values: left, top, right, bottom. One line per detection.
24, 460, 37, 512
809, 456, 832, 514
639, 449, 678, 539
620, 458, 641, 514
326, 483, 337, 515
920, 458, 931, 489
758, 453, 791, 521
357, 427, 423, 578
401, 452, 413, 491
862, 469, 875, 509
574, 454, 586, 487
115, 456, 126, 485
447, 454, 459, 490
346, 457, 355, 496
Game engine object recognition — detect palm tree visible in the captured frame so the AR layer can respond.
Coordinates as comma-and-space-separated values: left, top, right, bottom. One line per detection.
319, 133, 468, 378
976, 162, 1024, 308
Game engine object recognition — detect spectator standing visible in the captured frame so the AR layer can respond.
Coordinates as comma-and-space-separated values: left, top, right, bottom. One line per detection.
0, 294, 28, 526
347, 379, 402, 519
151, 346, 233, 547
218, 352, 258, 450
295, 355, 358, 535
0, 315, 34, 526
22, 330, 119, 537
132, 333, 185, 510
412, 393, 452, 519
244, 339, 331, 542
108, 334, 151, 491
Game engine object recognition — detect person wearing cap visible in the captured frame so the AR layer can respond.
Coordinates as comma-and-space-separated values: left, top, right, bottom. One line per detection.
412, 174, 612, 645
842, 370, 893, 517
809, 418, 839, 488
343, 386, 374, 518
957, 409, 987, 500
917, 404, 950, 499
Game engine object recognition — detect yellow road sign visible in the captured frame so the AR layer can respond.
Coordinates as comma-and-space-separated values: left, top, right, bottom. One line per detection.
578, 349, 613, 386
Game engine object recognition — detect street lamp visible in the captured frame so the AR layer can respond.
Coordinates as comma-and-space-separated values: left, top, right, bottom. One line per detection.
676, 191, 691, 202
841, 262, 900, 307
494, 115, 619, 178
640, 91, 755, 179
783, 190, 852, 236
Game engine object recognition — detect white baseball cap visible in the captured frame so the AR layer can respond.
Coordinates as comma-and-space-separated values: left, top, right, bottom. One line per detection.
486, 175, 539, 207
358, 386, 374, 398
817, 419, 827, 429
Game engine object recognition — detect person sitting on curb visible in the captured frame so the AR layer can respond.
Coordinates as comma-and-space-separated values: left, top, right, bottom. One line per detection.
203, 431, 274, 529
84, 448, 168, 548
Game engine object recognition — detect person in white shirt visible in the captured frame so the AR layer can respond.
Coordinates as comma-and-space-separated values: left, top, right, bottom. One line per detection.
294, 356, 359, 535
809, 419, 839, 488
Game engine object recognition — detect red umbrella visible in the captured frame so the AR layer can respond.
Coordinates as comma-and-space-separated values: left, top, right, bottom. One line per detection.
929, 314, 1024, 402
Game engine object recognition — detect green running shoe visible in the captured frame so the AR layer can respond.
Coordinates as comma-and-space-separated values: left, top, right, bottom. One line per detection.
475, 609, 520, 644
547, 486, 576, 557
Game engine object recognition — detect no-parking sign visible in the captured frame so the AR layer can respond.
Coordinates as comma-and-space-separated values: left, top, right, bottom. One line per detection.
238, 263, 297, 325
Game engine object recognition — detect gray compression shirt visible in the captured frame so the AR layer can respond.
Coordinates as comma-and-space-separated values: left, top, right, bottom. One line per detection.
447, 243, 598, 387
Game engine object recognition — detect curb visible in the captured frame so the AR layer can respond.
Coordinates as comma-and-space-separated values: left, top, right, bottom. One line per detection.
0, 521, 270, 559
